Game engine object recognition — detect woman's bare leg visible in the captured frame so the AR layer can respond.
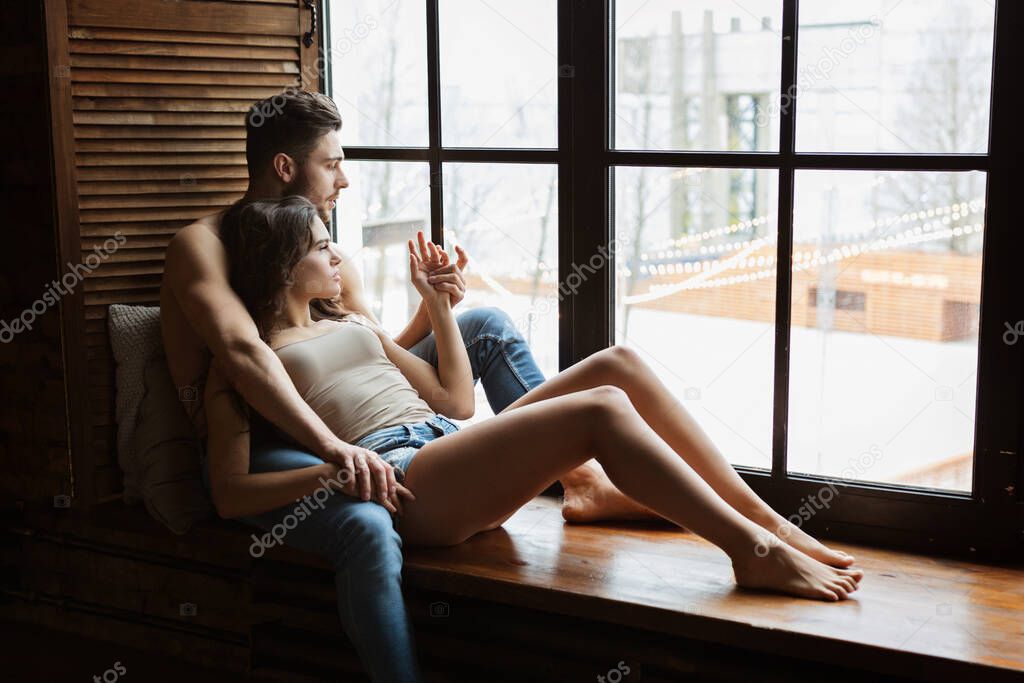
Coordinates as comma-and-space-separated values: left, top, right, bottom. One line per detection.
498, 346, 854, 568
400, 385, 862, 601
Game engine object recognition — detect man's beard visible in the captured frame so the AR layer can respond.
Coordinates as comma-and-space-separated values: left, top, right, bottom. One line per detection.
285, 175, 333, 224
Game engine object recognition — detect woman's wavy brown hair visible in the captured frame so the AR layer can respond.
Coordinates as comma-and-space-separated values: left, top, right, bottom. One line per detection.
219, 195, 352, 345
216, 195, 352, 434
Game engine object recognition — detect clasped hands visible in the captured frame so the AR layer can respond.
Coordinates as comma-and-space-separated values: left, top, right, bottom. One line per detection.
323, 231, 469, 514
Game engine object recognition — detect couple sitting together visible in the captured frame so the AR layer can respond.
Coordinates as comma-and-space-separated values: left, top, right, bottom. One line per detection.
160, 90, 862, 682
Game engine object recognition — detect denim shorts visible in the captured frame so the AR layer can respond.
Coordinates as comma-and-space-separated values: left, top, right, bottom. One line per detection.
353, 414, 460, 483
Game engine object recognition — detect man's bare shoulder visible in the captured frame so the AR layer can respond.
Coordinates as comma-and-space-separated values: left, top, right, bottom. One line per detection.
171, 211, 224, 248
165, 211, 227, 273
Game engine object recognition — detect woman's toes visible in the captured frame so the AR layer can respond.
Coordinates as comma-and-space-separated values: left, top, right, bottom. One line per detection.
830, 581, 849, 600
829, 550, 855, 567
840, 568, 864, 582
820, 587, 839, 601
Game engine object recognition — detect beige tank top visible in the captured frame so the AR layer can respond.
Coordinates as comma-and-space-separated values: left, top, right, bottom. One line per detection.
274, 314, 436, 444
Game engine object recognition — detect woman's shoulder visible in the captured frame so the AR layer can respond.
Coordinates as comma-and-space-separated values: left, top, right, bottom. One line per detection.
340, 312, 376, 328
269, 318, 347, 351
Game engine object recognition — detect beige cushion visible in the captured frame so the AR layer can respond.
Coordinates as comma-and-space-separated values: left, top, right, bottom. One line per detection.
108, 303, 212, 534
131, 356, 213, 534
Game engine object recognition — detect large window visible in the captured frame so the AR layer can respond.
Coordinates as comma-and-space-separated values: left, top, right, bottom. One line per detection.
326, 1, 1022, 556
328, 0, 560, 422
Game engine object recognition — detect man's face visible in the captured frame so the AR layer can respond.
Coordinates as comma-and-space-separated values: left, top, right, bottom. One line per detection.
286, 129, 348, 224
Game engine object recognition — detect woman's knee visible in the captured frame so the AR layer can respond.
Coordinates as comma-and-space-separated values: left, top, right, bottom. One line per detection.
587, 345, 642, 383
576, 384, 633, 422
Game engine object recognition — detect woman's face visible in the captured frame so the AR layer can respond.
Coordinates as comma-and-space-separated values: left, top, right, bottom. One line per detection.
290, 216, 342, 300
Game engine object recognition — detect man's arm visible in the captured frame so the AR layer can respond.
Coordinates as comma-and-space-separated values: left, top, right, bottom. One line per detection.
165, 222, 342, 459
203, 362, 349, 519
205, 361, 408, 518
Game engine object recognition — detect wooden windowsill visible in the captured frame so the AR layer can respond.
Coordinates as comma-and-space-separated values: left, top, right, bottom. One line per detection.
19, 496, 1024, 681
403, 497, 1024, 682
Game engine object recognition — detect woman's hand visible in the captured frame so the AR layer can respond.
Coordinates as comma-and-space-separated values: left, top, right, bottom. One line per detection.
408, 235, 449, 307
321, 442, 416, 515
409, 231, 469, 307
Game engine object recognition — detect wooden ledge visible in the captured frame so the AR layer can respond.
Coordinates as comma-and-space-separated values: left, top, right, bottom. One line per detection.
403, 497, 1024, 683
14, 497, 1024, 681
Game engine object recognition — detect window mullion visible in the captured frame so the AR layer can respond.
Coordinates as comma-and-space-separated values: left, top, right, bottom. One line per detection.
568, 0, 613, 365
426, 0, 444, 245
771, 0, 799, 482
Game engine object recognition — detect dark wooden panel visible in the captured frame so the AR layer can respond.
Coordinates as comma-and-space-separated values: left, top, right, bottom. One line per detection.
75, 98, 256, 113
45, 0, 317, 507
78, 165, 247, 182
78, 178, 247, 195
69, 37, 298, 60
76, 139, 245, 153
79, 206, 233, 223
68, 26, 296, 47
80, 191, 243, 208
69, 0, 297, 36
73, 81, 288, 99
72, 68, 297, 87
77, 152, 246, 166
80, 219, 194, 235
75, 111, 248, 126
70, 54, 299, 73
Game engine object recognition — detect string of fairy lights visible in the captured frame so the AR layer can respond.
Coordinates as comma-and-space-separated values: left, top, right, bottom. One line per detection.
622, 207, 984, 304
426, 196, 985, 307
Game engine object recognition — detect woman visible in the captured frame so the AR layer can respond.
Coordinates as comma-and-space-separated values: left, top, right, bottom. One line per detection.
207, 195, 863, 602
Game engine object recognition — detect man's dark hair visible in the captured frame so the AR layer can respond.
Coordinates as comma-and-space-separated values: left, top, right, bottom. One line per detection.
245, 90, 342, 178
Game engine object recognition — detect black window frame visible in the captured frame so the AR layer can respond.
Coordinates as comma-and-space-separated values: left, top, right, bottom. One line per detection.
325, 0, 1023, 560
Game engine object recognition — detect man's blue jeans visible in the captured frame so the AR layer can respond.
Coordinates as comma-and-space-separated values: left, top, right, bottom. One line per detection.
202, 306, 546, 682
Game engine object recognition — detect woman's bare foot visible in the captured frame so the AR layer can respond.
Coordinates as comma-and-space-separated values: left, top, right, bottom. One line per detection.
732, 537, 864, 601
748, 509, 855, 568
561, 460, 660, 523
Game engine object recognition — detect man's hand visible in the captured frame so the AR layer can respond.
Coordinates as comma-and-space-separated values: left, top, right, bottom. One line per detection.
414, 231, 469, 308
321, 441, 416, 515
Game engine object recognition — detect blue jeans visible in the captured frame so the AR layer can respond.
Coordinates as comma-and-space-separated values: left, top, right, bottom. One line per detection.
353, 414, 461, 485
202, 306, 546, 683
408, 306, 547, 414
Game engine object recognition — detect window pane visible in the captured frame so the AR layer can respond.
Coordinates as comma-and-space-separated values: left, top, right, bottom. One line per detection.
614, 167, 779, 469
328, 0, 428, 146
787, 170, 985, 492
613, 1, 782, 152
439, 1, 557, 148
442, 163, 559, 420
335, 161, 431, 332
795, 1, 995, 153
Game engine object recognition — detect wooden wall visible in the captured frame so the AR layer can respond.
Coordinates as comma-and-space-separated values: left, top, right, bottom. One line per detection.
44, 0, 321, 507
0, 2, 73, 505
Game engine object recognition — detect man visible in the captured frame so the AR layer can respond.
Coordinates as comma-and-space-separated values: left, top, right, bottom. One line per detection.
160, 90, 546, 681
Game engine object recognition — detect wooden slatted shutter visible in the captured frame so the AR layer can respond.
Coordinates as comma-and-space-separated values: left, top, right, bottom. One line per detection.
46, 0, 321, 506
